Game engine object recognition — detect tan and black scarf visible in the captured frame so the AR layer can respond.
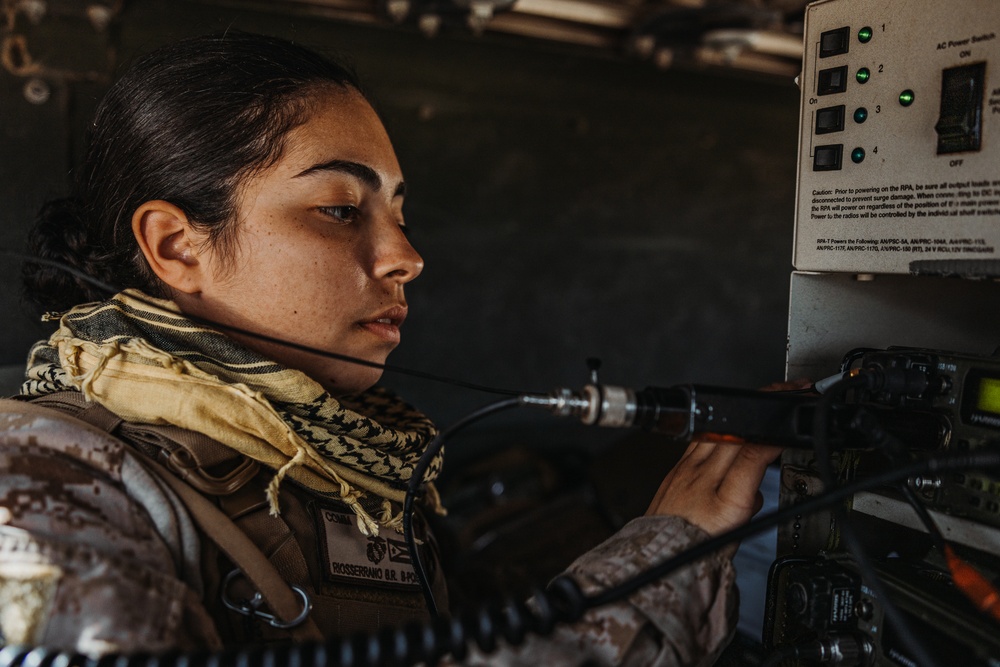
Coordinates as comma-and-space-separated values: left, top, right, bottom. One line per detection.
22, 289, 442, 535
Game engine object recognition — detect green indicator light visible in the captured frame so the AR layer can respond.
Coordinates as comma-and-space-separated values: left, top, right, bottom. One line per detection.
856, 67, 871, 83
854, 107, 868, 123
851, 147, 866, 163
858, 26, 873, 43
899, 89, 915, 106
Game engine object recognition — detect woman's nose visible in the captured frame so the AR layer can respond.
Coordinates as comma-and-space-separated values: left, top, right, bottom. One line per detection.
373, 219, 424, 284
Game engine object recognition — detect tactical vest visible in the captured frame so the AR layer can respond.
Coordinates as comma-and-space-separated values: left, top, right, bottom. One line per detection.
27, 391, 448, 644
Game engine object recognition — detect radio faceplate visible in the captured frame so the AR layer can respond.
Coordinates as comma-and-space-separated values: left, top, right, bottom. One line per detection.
846, 347, 1000, 527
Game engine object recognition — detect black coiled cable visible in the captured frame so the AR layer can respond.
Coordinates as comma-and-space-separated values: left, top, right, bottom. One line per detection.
0, 575, 590, 667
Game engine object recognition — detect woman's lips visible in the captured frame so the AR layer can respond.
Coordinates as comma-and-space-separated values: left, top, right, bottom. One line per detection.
359, 306, 407, 344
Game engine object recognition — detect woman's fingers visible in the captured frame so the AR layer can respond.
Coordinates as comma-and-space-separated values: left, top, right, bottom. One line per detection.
716, 444, 781, 504
645, 439, 781, 536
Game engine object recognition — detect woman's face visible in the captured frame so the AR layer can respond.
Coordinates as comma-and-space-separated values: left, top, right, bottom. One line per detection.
187, 87, 423, 395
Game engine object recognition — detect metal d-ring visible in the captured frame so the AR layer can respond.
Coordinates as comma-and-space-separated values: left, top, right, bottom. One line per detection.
220, 569, 312, 629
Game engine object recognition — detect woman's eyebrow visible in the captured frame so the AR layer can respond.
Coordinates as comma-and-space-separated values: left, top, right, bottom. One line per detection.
293, 158, 406, 198
294, 159, 382, 190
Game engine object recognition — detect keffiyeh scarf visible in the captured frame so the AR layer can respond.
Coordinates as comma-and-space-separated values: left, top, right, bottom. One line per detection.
21, 289, 442, 536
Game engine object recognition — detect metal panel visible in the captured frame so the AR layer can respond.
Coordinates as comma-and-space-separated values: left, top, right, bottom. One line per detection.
792, 0, 1000, 274
786, 270, 1000, 382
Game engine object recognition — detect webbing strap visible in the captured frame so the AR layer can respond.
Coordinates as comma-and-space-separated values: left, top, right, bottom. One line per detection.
145, 458, 324, 641
30, 391, 260, 495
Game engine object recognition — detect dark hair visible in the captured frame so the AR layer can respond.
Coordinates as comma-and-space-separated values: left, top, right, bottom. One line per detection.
23, 32, 363, 311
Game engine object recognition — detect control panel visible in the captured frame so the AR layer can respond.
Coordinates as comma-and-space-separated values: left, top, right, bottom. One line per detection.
773, 344, 1000, 665
843, 346, 1000, 527
792, 0, 1000, 274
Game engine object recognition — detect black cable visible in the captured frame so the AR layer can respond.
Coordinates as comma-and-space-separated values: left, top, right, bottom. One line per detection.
813, 374, 941, 667
897, 481, 1000, 625
403, 397, 525, 616
6, 252, 536, 398
898, 482, 947, 549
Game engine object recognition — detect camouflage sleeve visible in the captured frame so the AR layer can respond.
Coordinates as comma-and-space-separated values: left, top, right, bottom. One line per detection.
458, 515, 737, 667
0, 401, 221, 655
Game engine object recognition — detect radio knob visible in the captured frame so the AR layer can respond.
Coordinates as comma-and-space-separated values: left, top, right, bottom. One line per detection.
854, 598, 874, 621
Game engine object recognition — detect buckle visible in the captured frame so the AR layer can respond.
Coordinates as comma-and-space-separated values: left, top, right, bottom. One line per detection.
158, 448, 260, 495
220, 569, 312, 629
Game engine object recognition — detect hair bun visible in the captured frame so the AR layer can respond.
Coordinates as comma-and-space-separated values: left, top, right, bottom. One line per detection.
23, 197, 109, 311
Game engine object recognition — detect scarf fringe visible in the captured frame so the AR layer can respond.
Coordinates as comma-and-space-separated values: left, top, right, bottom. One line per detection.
379, 500, 404, 533
266, 447, 381, 536
70, 340, 119, 400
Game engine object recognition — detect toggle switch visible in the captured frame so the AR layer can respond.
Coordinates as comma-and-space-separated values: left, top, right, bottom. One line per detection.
820, 27, 851, 58
818, 66, 848, 96
814, 144, 843, 171
935, 62, 986, 154
816, 105, 846, 134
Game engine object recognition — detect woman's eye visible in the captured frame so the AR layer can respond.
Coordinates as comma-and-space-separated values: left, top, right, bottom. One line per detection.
319, 205, 360, 222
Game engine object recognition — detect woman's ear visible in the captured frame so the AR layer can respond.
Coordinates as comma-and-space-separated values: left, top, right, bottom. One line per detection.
132, 200, 209, 294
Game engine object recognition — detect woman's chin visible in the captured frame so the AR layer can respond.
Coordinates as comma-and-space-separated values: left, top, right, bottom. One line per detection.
318, 365, 385, 397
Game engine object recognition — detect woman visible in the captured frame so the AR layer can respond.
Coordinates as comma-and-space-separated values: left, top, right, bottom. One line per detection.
1, 32, 777, 665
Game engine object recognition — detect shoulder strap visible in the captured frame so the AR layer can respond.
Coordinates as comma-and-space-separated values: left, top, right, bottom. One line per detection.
146, 457, 323, 641
27, 390, 125, 432
29, 391, 260, 495
18, 393, 324, 642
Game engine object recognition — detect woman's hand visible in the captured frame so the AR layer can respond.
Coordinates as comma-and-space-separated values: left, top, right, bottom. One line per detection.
644, 378, 809, 537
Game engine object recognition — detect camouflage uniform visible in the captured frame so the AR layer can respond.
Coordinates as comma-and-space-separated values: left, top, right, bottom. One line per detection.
0, 400, 736, 665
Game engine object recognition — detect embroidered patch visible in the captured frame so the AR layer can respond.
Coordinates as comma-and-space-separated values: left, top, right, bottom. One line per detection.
317, 507, 422, 590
